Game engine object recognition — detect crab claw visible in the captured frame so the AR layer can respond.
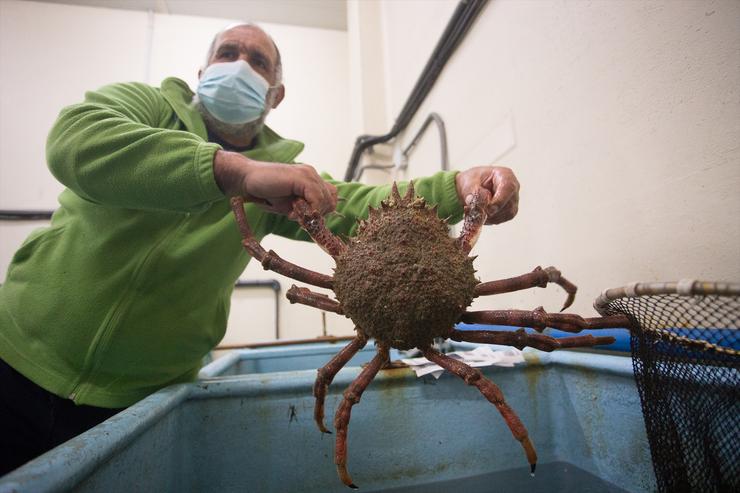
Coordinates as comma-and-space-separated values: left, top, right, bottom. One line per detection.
561, 292, 576, 312
522, 436, 537, 477
542, 267, 577, 311
337, 464, 358, 489
457, 187, 492, 254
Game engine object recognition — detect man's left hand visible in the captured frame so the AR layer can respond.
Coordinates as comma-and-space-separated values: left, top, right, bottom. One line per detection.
455, 166, 520, 225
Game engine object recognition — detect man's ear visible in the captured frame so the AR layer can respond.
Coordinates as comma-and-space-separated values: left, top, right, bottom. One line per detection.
272, 84, 285, 109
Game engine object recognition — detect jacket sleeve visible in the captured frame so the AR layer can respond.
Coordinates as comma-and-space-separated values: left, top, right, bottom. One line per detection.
268, 171, 464, 241
46, 82, 224, 212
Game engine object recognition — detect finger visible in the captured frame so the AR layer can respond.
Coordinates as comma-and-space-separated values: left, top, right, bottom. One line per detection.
488, 175, 518, 212
307, 180, 337, 216
465, 185, 492, 205
482, 173, 494, 191
264, 203, 296, 217
328, 184, 338, 211
486, 192, 509, 218
302, 186, 325, 215
486, 199, 518, 225
318, 182, 336, 216
284, 165, 336, 216
242, 194, 270, 207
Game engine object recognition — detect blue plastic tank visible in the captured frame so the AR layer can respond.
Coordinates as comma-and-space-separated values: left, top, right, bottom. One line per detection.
0, 343, 654, 492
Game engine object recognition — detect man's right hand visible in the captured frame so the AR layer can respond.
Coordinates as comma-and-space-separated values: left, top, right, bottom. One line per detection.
213, 150, 337, 217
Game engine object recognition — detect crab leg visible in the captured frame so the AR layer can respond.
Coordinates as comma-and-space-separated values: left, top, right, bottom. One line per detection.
421, 346, 538, 474
461, 307, 630, 333
287, 285, 344, 314
292, 198, 347, 258
456, 188, 492, 254
448, 328, 616, 352
335, 344, 390, 489
475, 266, 578, 311
313, 333, 368, 434
231, 197, 333, 288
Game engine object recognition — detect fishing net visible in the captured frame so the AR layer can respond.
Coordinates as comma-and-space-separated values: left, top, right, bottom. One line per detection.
594, 280, 739, 492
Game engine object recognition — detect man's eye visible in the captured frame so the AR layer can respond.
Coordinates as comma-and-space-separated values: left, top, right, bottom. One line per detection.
219, 51, 236, 59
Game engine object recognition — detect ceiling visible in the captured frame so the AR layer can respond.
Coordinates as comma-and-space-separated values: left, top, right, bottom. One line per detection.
21, 0, 348, 31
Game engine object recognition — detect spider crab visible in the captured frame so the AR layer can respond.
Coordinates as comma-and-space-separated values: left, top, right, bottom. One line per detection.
230, 183, 629, 488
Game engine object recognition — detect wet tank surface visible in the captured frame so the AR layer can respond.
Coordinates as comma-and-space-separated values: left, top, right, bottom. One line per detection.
0, 345, 655, 493
374, 461, 630, 493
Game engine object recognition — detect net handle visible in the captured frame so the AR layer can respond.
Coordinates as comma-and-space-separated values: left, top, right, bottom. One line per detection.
594, 280, 740, 315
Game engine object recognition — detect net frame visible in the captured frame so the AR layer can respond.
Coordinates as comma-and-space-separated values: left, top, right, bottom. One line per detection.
593, 279, 739, 492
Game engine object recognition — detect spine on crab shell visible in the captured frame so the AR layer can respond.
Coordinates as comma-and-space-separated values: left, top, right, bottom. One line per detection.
412, 197, 427, 208
386, 181, 418, 207
404, 180, 415, 200
390, 182, 402, 202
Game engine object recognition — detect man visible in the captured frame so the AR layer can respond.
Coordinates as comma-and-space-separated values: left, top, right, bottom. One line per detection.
0, 23, 519, 474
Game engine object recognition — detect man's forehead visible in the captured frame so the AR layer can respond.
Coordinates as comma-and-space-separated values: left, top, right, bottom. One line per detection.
215, 25, 276, 57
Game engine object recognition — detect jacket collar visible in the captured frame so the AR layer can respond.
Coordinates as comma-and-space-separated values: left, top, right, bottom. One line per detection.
159, 77, 305, 163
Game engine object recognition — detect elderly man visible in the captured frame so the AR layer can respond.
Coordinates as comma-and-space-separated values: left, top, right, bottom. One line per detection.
0, 23, 519, 474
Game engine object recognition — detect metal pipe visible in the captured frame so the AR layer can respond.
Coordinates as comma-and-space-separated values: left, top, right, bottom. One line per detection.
344, 0, 489, 181
234, 279, 281, 340
354, 163, 395, 181
401, 112, 449, 171
0, 210, 54, 220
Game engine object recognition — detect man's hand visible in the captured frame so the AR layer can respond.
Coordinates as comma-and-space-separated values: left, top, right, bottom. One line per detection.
455, 166, 520, 225
213, 150, 337, 217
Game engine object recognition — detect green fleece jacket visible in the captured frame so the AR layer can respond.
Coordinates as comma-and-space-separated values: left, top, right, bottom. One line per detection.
0, 78, 463, 408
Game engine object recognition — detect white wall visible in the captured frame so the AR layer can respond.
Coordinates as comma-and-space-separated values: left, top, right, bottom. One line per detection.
374, 0, 740, 316
0, 0, 354, 346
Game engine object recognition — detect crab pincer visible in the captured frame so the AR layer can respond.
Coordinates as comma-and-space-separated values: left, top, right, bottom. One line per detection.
457, 187, 492, 254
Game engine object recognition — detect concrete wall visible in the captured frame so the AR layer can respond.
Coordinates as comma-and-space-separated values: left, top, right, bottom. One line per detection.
373, 0, 740, 316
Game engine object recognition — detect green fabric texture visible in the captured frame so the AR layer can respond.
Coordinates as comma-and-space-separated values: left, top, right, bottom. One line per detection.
0, 77, 463, 408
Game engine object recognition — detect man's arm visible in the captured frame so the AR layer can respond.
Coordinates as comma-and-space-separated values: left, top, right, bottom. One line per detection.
267, 166, 519, 241
46, 82, 224, 212
213, 150, 337, 217
267, 171, 460, 241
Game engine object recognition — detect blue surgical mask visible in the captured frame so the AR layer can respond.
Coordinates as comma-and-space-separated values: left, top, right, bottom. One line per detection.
196, 60, 270, 124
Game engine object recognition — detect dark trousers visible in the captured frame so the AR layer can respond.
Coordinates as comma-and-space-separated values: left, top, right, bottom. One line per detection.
0, 358, 124, 476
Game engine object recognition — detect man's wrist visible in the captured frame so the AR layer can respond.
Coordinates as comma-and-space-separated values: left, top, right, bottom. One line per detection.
213, 150, 252, 196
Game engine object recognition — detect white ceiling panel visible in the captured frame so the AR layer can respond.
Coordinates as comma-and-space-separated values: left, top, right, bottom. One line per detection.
18, 0, 348, 30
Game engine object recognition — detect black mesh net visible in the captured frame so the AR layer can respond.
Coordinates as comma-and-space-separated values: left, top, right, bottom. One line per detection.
600, 293, 739, 492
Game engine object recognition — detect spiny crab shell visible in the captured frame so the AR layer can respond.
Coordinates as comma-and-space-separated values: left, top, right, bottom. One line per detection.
332, 186, 478, 350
